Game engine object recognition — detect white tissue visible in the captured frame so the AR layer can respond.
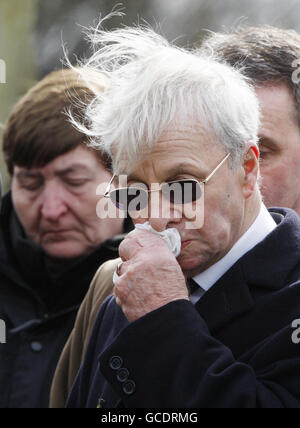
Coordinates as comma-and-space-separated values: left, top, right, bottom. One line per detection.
135, 222, 182, 257
113, 222, 182, 284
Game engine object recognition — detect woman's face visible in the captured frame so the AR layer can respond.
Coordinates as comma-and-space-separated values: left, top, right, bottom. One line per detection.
12, 145, 124, 260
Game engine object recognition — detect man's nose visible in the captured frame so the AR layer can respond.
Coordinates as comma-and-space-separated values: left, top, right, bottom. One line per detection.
41, 185, 68, 221
148, 191, 182, 232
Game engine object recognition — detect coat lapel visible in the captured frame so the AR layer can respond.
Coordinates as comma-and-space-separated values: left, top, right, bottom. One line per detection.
195, 209, 300, 337
195, 262, 254, 334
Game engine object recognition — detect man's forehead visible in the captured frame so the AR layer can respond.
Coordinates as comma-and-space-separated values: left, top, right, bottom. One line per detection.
256, 83, 298, 124
158, 123, 211, 141
126, 162, 191, 182
129, 136, 220, 176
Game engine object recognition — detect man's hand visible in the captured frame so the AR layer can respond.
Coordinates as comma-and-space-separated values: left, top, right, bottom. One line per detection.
114, 229, 189, 322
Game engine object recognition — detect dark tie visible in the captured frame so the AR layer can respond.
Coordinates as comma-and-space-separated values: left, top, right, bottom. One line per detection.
187, 277, 200, 296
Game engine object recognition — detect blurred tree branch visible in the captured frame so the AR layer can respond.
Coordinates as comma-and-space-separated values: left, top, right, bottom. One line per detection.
0, 0, 38, 193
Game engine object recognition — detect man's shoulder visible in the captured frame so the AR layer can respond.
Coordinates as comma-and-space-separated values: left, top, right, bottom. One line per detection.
91, 259, 125, 325
79, 258, 122, 340
244, 207, 300, 286
268, 207, 300, 229
89, 289, 129, 354
90, 258, 120, 299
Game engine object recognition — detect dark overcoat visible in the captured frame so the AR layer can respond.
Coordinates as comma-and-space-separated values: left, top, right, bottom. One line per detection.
0, 193, 127, 408
67, 208, 300, 408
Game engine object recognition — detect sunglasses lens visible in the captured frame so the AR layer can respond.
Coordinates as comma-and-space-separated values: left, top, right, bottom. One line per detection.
109, 189, 127, 210
110, 188, 148, 211
162, 180, 202, 204
110, 181, 202, 210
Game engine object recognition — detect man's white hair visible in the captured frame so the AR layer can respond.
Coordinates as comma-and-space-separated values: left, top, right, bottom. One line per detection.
70, 20, 260, 175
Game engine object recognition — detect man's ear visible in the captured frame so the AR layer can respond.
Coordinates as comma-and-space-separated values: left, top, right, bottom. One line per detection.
242, 144, 259, 199
251, 145, 259, 160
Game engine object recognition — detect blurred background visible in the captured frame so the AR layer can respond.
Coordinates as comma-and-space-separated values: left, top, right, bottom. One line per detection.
1, 0, 300, 192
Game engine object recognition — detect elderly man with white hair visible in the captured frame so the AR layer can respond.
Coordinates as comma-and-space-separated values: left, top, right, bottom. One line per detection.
65, 24, 300, 408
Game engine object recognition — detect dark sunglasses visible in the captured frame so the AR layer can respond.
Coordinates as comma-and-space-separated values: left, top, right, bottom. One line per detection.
103, 153, 230, 212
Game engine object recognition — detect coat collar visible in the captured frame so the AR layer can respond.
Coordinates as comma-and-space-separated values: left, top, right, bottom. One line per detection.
195, 208, 300, 334
192, 204, 277, 294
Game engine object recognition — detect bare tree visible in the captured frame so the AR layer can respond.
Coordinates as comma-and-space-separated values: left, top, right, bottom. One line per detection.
35, 0, 159, 76
0, 0, 38, 191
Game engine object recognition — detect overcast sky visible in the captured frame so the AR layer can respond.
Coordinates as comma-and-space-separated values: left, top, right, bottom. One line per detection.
35, 0, 300, 74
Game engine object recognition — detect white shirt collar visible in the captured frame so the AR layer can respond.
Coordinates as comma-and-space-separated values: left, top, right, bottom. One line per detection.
190, 204, 277, 304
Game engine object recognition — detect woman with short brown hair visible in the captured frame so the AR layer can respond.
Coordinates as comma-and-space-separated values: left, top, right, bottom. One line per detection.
0, 68, 130, 408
